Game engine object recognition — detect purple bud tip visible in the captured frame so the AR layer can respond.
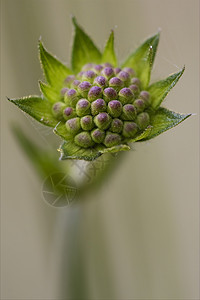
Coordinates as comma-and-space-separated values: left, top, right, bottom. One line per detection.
109, 100, 121, 110
65, 75, 76, 84
140, 91, 150, 100
102, 67, 114, 78
120, 87, 133, 97
88, 86, 102, 101
118, 71, 130, 81
103, 87, 118, 101
114, 67, 121, 75
109, 77, 123, 86
82, 116, 91, 125
79, 81, 92, 90
104, 133, 121, 147
84, 70, 96, 78
123, 67, 135, 76
93, 98, 105, 108
129, 84, 139, 93
97, 112, 109, 123
94, 76, 107, 87
78, 71, 84, 77
64, 107, 73, 116
131, 77, 141, 86
125, 122, 137, 132
124, 104, 135, 112
93, 64, 103, 72
72, 80, 80, 87
67, 89, 76, 97
60, 87, 69, 96
103, 63, 113, 68
82, 63, 94, 71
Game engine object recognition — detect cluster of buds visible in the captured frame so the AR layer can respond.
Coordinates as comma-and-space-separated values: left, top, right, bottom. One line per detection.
52, 63, 151, 148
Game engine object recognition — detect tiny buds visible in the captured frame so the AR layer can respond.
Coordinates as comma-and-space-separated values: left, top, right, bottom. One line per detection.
110, 118, 123, 133
93, 76, 107, 88
82, 70, 96, 83
52, 102, 66, 120
63, 107, 76, 121
129, 84, 139, 94
91, 98, 106, 115
114, 67, 121, 75
80, 115, 94, 131
93, 64, 103, 74
64, 75, 76, 86
136, 112, 150, 130
71, 80, 80, 89
81, 63, 94, 71
103, 87, 118, 102
107, 100, 122, 118
65, 117, 81, 135
78, 81, 92, 97
91, 128, 105, 143
139, 91, 151, 106
64, 89, 78, 106
74, 132, 93, 148
117, 71, 130, 85
60, 87, 69, 96
123, 67, 135, 77
131, 77, 141, 86
118, 88, 134, 104
122, 122, 138, 138
88, 86, 103, 102
121, 104, 136, 120
109, 77, 124, 92
104, 132, 121, 147
101, 67, 114, 79
76, 99, 91, 116
103, 62, 113, 68
94, 112, 111, 130
77, 71, 84, 79
134, 99, 145, 113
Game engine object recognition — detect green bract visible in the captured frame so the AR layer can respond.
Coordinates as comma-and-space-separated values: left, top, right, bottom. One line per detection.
8, 17, 191, 161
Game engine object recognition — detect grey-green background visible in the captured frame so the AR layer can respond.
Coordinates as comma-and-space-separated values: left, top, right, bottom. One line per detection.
1, 0, 199, 299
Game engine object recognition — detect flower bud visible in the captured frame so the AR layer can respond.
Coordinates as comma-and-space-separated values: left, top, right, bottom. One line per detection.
123, 67, 135, 77
63, 107, 76, 121
82, 70, 96, 83
103, 63, 113, 68
107, 100, 122, 117
133, 99, 145, 113
103, 87, 118, 102
80, 115, 94, 131
110, 118, 123, 133
117, 71, 130, 85
77, 71, 84, 79
65, 117, 81, 135
131, 77, 141, 86
93, 76, 107, 88
76, 99, 91, 116
114, 67, 121, 75
122, 122, 138, 138
82, 63, 94, 71
109, 77, 123, 92
74, 132, 93, 148
88, 86, 103, 102
78, 81, 92, 98
94, 112, 111, 130
91, 98, 107, 115
136, 112, 150, 130
139, 91, 151, 106
118, 88, 134, 104
71, 80, 80, 89
101, 67, 114, 79
64, 75, 76, 87
121, 104, 136, 120
60, 87, 69, 96
93, 64, 103, 74
129, 84, 139, 94
91, 128, 105, 143
64, 89, 79, 106
52, 102, 66, 120
104, 132, 121, 147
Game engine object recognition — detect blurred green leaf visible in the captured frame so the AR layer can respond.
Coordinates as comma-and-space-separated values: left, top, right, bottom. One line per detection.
8, 96, 58, 127
71, 17, 102, 74
130, 126, 152, 142
39, 40, 71, 89
122, 32, 160, 88
148, 67, 185, 110
102, 30, 117, 67
53, 122, 74, 141
143, 107, 191, 140
39, 81, 61, 103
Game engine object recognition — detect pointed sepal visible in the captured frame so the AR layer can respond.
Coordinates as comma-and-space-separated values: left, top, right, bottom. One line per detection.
148, 67, 185, 110
101, 30, 117, 67
122, 32, 160, 88
71, 17, 102, 73
7, 96, 58, 127
39, 81, 61, 103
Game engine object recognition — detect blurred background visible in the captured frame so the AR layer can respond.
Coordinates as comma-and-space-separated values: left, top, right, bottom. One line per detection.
1, 0, 199, 299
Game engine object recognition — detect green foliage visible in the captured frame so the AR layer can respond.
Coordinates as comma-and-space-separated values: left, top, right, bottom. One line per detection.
102, 30, 117, 67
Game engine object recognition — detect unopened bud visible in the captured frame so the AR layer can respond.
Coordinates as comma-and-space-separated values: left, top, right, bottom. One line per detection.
78, 81, 92, 98
82, 63, 94, 71
88, 86, 103, 102
71, 80, 80, 89
93, 76, 107, 88
123, 67, 135, 77
139, 91, 151, 106
131, 77, 141, 86
136, 112, 150, 130
133, 99, 145, 113
91, 98, 106, 115
74, 132, 93, 148
118, 71, 130, 85
94, 112, 111, 130
66, 117, 81, 135
114, 67, 121, 75
52, 102, 66, 120
104, 132, 121, 147
103, 87, 118, 102
109, 77, 123, 91
60, 87, 69, 96
64, 75, 76, 87
63, 107, 76, 121
82, 70, 96, 83
93, 64, 103, 74
121, 104, 136, 120
64, 89, 78, 106
110, 118, 123, 133
76, 99, 90, 116
91, 128, 105, 143
101, 67, 114, 79
129, 84, 139, 94
118, 88, 134, 104
107, 100, 122, 117
80, 115, 94, 131
122, 122, 138, 138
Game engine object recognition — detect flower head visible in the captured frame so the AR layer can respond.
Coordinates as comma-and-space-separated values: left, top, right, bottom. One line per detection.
8, 17, 191, 161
